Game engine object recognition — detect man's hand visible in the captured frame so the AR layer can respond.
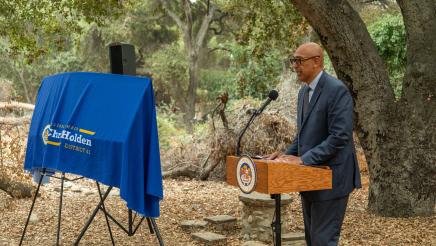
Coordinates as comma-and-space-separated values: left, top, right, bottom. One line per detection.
262, 151, 284, 160
275, 155, 303, 165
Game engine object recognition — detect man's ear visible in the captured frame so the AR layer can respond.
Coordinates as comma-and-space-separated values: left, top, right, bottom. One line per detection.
315, 57, 323, 67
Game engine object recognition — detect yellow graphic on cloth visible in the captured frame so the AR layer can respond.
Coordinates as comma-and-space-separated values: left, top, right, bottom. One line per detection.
79, 128, 95, 135
46, 140, 61, 146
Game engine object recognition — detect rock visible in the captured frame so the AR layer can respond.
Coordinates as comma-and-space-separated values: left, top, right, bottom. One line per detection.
283, 240, 307, 246
180, 220, 208, 231
191, 204, 200, 211
248, 215, 253, 223
252, 211, 263, 216
71, 186, 82, 193
282, 232, 305, 242
29, 213, 39, 223
243, 241, 268, 246
204, 215, 237, 231
204, 215, 237, 224
239, 191, 292, 207
84, 189, 95, 196
239, 191, 292, 243
192, 231, 226, 245
108, 189, 120, 197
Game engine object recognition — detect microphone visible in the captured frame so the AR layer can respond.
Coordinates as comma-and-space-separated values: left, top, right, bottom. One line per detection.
236, 90, 279, 155
256, 90, 279, 115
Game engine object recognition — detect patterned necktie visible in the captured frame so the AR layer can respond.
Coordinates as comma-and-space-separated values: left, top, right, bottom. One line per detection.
302, 86, 310, 119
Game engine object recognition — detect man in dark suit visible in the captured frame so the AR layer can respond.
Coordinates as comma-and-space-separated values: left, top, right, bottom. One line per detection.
266, 42, 361, 246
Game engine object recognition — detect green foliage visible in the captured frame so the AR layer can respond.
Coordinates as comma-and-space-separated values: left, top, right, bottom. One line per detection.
198, 42, 284, 103
146, 43, 188, 105
157, 113, 184, 150
229, 43, 283, 99
73, 24, 108, 73
0, 0, 133, 102
157, 104, 210, 150
101, 1, 179, 54
0, 40, 83, 102
368, 13, 406, 98
0, 0, 307, 122
221, 0, 308, 57
0, 0, 127, 59
198, 69, 235, 102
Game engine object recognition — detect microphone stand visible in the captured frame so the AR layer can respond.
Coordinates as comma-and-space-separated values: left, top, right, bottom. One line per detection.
236, 110, 260, 156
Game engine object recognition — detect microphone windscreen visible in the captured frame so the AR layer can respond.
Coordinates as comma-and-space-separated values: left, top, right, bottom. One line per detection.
268, 90, 279, 100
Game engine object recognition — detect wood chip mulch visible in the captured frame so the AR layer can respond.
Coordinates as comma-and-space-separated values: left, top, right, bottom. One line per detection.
0, 174, 435, 245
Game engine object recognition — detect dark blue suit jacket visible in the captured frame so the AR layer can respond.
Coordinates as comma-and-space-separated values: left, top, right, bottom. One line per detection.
286, 72, 361, 201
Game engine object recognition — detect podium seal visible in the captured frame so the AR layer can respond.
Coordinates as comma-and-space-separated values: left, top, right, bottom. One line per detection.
236, 155, 257, 194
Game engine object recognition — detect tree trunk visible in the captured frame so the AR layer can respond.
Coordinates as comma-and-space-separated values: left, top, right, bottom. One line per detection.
17, 64, 32, 103
290, 0, 436, 216
185, 51, 199, 130
162, 165, 199, 179
157, 0, 216, 131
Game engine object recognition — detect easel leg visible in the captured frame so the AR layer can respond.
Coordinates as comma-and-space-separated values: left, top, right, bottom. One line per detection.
20, 168, 46, 246
74, 185, 113, 245
56, 172, 65, 245
146, 218, 154, 234
149, 218, 164, 246
96, 182, 115, 245
128, 209, 133, 235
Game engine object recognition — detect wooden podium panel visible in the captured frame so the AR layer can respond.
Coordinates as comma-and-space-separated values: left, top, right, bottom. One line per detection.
226, 156, 332, 194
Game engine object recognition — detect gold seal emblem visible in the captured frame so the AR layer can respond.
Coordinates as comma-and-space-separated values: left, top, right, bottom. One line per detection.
236, 155, 257, 194
42, 124, 51, 145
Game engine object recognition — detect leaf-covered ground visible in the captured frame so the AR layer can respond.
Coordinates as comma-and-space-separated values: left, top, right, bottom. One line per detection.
0, 174, 435, 245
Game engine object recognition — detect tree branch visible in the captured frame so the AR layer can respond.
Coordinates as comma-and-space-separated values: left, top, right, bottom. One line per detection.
0, 101, 35, 111
156, 0, 186, 31
195, 5, 216, 51
0, 116, 32, 125
208, 47, 231, 53
182, 0, 193, 42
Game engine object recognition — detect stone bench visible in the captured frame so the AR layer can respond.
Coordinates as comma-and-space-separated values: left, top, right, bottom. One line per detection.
239, 191, 292, 243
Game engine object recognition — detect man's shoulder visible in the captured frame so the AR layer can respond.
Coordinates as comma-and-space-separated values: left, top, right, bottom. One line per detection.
322, 72, 347, 90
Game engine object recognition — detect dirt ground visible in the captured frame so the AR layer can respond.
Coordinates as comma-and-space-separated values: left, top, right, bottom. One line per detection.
0, 174, 435, 246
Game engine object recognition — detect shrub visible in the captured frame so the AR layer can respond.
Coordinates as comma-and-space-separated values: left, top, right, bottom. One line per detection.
368, 13, 406, 99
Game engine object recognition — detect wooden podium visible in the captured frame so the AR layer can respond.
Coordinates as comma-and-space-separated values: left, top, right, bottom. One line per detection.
226, 156, 332, 194
226, 155, 332, 246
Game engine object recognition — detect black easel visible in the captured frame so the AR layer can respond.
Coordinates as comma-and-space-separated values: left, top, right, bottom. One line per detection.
20, 169, 163, 245
74, 182, 164, 246
20, 169, 83, 246
271, 194, 282, 246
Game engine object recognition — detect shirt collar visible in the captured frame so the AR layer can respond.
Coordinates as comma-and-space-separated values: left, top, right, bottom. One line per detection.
308, 70, 323, 91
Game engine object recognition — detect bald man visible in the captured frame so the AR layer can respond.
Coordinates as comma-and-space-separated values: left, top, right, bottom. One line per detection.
266, 42, 361, 246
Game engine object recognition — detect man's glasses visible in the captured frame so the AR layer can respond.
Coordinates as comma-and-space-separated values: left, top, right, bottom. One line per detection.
289, 56, 320, 65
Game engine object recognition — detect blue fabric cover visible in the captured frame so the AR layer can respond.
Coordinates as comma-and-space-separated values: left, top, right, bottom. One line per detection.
24, 72, 163, 217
